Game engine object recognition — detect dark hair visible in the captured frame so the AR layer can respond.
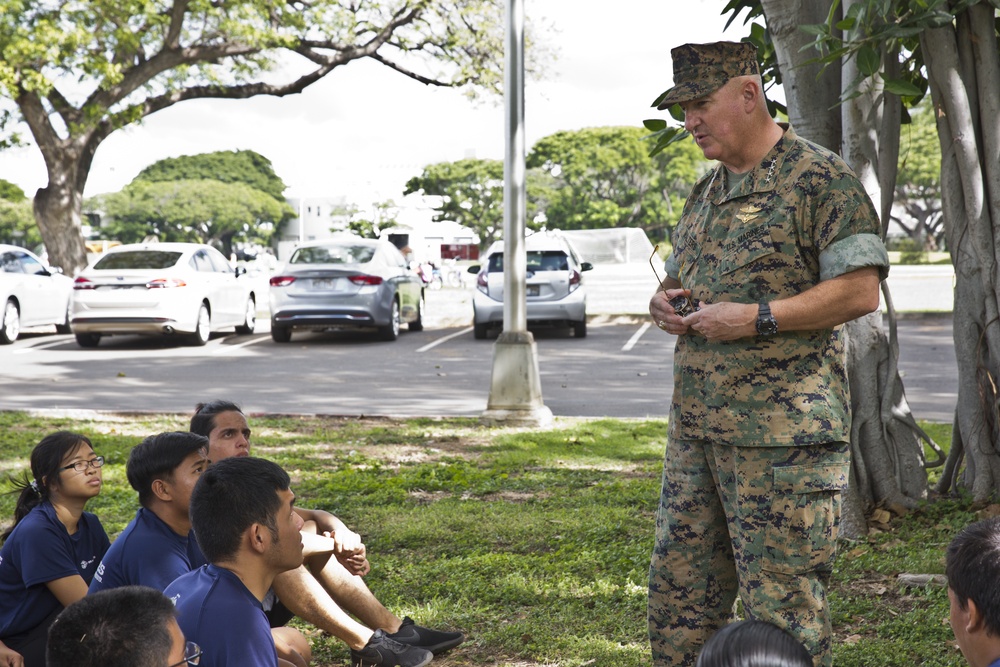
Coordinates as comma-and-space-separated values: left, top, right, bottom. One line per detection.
947, 516, 1000, 637
47, 585, 177, 667
189, 457, 290, 563
2, 431, 93, 542
695, 620, 813, 667
190, 400, 243, 438
127, 432, 209, 508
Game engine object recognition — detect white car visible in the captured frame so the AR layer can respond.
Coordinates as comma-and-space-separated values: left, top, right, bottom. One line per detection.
469, 232, 592, 339
70, 242, 257, 347
0, 244, 73, 344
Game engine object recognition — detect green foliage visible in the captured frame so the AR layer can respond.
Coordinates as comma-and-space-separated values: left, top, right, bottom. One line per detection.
404, 158, 553, 248
347, 200, 399, 240
0, 196, 38, 247
0, 178, 25, 202
527, 126, 707, 240
134, 151, 288, 202
0, 412, 970, 666
92, 179, 294, 253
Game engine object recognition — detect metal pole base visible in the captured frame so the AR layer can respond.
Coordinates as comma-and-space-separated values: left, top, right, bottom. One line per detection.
481, 331, 553, 428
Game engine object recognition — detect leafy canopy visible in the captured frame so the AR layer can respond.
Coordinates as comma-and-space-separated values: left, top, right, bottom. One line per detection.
134, 150, 288, 202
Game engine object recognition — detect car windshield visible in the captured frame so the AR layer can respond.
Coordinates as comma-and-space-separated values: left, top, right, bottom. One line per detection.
488, 250, 569, 273
291, 245, 375, 264
93, 250, 183, 270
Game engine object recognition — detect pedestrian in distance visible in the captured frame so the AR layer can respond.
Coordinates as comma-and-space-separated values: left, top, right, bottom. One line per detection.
647, 40, 890, 666
47, 585, 196, 667
0, 431, 111, 667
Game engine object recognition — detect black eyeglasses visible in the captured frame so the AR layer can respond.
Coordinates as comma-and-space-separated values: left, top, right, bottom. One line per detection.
167, 641, 202, 667
60, 456, 105, 473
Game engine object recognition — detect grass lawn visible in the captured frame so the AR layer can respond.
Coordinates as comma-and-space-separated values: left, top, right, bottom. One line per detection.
0, 412, 976, 666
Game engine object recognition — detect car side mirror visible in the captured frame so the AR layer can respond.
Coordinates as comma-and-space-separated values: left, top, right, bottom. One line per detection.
580, 262, 594, 272
236, 266, 247, 276
467, 265, 481, 274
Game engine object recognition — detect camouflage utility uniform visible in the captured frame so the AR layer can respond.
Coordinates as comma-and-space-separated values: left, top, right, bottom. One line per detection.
649, 124, 890, 666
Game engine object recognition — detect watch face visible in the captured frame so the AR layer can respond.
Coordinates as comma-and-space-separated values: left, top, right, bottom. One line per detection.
757, 317, 778, 336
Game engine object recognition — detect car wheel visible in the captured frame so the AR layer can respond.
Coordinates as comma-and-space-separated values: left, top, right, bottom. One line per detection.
574, 318, 587, 338
55, 305, 72, 335
271, 324, 292, 343
187, 304, 211, 346
473, 321, 488, 340
408, 298, 424, 332
75, 333, 101, 348
235, 296, 256, 334
378, 299, 401, 341
0, 300, 20, 344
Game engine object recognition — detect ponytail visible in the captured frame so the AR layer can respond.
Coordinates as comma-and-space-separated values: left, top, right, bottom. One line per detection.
1, 474, 45, 542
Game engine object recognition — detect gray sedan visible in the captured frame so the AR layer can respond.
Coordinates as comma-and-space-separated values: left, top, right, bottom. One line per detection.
268, 238, 424, 342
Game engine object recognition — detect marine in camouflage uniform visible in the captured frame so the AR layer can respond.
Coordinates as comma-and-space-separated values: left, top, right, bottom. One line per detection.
646, 42, 890, 666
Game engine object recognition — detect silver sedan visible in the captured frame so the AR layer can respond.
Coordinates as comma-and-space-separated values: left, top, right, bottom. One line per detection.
268, 238, 424, 343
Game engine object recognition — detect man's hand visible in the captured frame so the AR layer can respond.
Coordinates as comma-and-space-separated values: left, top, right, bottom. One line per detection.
650, 288, 693, 336
683, 301, 757, 342
0, 643, 23, 667
331, 526, 371, 577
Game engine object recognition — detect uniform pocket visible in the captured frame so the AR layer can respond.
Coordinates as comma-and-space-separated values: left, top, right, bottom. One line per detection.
719, 223, 776, 275
761, 462, 849, 575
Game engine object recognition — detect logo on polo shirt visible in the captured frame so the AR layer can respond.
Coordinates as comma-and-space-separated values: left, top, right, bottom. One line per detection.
169, 594, 181, 606
80, 556, 97, 570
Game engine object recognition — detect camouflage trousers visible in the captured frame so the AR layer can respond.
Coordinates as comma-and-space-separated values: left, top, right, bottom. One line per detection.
648, 439, 850, 667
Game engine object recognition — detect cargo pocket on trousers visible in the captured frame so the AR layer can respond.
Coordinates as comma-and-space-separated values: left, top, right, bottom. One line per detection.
761, 462, 849, 575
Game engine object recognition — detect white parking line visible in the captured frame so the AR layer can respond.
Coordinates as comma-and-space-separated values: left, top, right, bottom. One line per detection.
622, 322, 651, 352
417, 327, 474, 353
13, 338, 70, 354
211, 335, 272, 355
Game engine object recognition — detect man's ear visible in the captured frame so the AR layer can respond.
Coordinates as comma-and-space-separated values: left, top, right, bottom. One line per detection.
966, 598, 986, 634
248, 523, 269, 555
151, 479, 172, 503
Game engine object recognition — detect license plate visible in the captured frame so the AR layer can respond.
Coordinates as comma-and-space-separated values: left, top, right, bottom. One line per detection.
310, 278, 334, 290
527, 285, 540, 297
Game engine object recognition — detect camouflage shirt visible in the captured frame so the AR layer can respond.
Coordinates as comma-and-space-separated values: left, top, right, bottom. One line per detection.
664, 124, 889, 447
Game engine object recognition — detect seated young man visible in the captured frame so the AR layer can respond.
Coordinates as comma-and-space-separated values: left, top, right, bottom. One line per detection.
164, 457, 316, 667
48, 586, 194, 667
946, 517, 1000, 667
88, 431, 309, 664
191, 400, 462, 666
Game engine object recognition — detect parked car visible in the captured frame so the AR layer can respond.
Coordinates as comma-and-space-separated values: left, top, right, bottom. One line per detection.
0, 244, 73, 344
269, 238, 424, 343
468, 232, 593, 339
69, 242, 257, 347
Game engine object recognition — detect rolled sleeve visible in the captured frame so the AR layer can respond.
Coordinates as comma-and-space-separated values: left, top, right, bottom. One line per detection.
818, 233, 889, 282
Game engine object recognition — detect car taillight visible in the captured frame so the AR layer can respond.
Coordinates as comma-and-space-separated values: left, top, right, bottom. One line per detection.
568, 270, 582, 292
73, 277, 96, 290
146, 278, 186, 289
270, 276, 296, 287
477, 271, 488, 292
348, 275, 383, 286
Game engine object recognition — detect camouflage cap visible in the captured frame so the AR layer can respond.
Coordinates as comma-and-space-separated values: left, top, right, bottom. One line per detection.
654, 41, 760, 110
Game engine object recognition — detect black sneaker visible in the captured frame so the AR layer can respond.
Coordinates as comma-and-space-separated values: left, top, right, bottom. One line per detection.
388, 617, 465, 655
351, 629, 433, 667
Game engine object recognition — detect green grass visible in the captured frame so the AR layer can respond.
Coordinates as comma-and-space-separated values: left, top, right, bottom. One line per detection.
0, 413, 973, 666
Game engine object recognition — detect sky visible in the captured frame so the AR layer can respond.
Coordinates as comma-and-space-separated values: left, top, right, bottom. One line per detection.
0, 0, 743, 212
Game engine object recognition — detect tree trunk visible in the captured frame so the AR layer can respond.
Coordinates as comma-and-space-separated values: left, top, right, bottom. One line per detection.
759, 0, 842, 151
923, 4, 1000, 501
34, 179, 88, 276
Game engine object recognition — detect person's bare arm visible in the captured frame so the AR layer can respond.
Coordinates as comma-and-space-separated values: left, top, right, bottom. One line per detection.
672, 267, 881, 342
44, 575, 89, 608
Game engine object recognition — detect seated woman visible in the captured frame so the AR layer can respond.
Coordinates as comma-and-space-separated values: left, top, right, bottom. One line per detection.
0, 431, 111, 667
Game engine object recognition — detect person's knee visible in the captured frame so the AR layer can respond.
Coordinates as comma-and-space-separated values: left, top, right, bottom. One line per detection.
271, 627, 312, 667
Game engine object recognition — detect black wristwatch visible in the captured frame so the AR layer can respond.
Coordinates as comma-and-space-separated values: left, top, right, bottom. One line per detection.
755, 302, 778, 337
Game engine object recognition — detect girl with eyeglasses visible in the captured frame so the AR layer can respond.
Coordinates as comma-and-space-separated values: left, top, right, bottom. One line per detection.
0, 431, 111, 667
